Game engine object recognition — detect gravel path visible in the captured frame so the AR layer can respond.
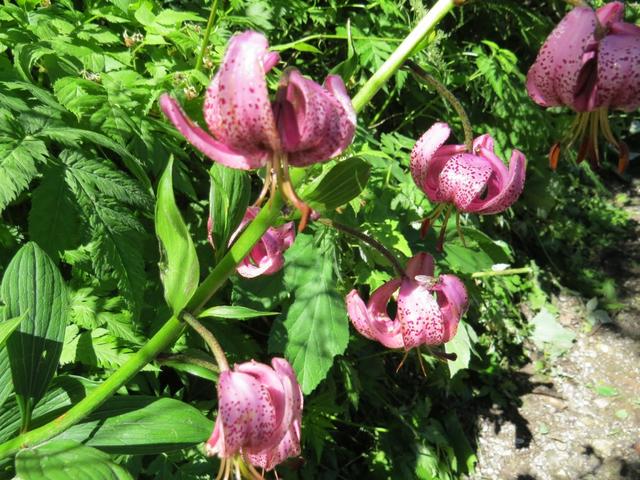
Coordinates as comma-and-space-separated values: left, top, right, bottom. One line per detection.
467, 178, 640, 480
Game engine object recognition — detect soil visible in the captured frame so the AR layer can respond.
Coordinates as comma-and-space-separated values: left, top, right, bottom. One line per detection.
467, 178, 640, 480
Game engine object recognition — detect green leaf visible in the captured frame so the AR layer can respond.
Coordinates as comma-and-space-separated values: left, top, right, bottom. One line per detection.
198, 305, 278, 320
0, 313, 25, 347
0, 375, 98, 443
0, 242, 69, 429
272, 234, 349, 394
208, 164, 251, 259
156, 157, 199, 314
302, 157, 370, 212
58, 397, 213, 454
445, 321, 473, 378
16, 440, 133, 480
530, 307, 576, 357
28, 164, 81, 258
0, 112, 48, 212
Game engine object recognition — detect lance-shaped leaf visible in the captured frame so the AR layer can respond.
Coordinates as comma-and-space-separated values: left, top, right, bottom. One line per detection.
208, 163, 251, 259
155, 157, 199, 314
1, 242, 69, 429
16, 439, 133, 480
57, 396, 214, 454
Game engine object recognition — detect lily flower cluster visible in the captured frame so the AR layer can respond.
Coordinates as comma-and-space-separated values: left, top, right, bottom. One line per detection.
161, 30, 356, 230
207, 358, 302, 477
526, 1, 640, 171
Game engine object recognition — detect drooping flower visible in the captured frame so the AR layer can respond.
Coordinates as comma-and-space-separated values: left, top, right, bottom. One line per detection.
526, 1, 640, 171
207, 358, 303, 475
212, 207, 294, 278
160, 31, 356, 228
411, 122, 526, 215
346, 252, 468, 350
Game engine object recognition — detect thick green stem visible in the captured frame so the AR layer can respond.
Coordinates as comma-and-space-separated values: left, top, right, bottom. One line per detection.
0, 172, 301, 460
194, 0, 221, 71
0, 315, 185, 458
471, 267, 532, 278
351, 0, 457, 112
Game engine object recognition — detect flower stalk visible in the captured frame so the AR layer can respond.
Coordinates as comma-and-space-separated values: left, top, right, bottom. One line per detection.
182, 312, 229, 372
317, 218, 406, 277
195, 0, 221, 71
406, 60, 473, 151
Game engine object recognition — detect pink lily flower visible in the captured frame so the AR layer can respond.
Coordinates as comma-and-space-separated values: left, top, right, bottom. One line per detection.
206, 358, 303, 474
346, 252, 468, 350
526, 1, 640, 171
210, 207, 294, 278
160, 31, 356, 228
411, 122, 526, 216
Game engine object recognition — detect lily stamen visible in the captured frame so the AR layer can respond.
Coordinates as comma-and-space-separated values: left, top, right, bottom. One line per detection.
278, 154, 311, 232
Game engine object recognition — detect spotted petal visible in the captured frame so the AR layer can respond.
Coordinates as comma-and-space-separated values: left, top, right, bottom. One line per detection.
160, 94, 264, 169
437, 154, 493, 212
209, 370, 277, 457
526, 7, 598, 111
204, 31, 281, 163
278, 70, 356, 166
596, 32, 640, 111
410, 122, 453, 199
434, 274, 468, 343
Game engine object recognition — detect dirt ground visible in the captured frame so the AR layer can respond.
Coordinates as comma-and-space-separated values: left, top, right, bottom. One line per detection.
467, 178, 640, 480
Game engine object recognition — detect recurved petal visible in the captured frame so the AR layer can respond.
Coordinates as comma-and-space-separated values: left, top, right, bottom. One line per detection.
160, 94, 266, 169
236, 231, 285, 278
410, 122, 452, 195
526, 7, 598, 109
280, 70, 356, 166
398, 277, 444, 348
434, 274, 468, 343
437, 154, 493, 212
215, 370, 277, 455
204, 31, 281, 158
346, 290, 377, 341
205, 417, 226, 457
471, 148, 526, 214
367, 279, 404, 349
596, 33, 640, 111
596, 1, 624, 27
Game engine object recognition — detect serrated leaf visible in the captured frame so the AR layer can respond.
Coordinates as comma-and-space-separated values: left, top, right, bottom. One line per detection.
28, 164, 82, 258
209, 164, 251, 259
16, 440, 133, 480
302, 157, 370, 212
0, 113, 48, 212
58, 397, 213, 454
0, 242, 69, 428
156, 157, 199, 314
198, 305, 278, 320
273, 234, 349, 394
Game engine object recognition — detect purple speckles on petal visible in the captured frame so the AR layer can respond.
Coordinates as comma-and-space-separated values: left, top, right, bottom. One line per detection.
346, 253, 467, 350
207, 358, 303, 472
527, 1, 640, 113
411, 123, 526, 215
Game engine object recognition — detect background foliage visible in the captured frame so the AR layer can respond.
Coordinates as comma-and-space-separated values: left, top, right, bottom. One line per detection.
0, 0, 638, 478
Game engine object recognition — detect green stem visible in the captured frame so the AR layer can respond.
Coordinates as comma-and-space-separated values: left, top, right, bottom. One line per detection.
0, 315, 185, 458
351, 0, 457, 112
194, 0, 221, 71
471, 267, 532, 278
406, 60, 473, 151
182, 312, 229, 372
0, 172, 302, 460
